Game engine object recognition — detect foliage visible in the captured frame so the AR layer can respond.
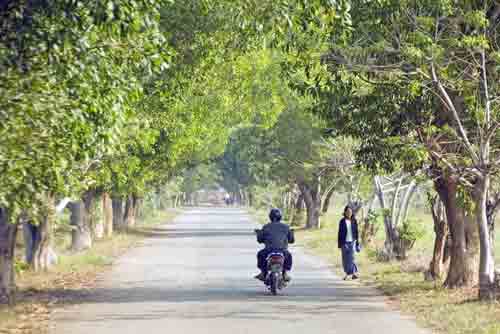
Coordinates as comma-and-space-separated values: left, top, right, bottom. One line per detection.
398, 218, 426, 245
365, 209, 384, 231
0, 0, 169, 220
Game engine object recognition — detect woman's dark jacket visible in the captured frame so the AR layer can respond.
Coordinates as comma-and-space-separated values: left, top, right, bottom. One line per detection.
337, 217, 359, 249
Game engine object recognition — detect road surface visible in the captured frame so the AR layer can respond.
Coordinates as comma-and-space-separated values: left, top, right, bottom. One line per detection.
52, 208, 431, 334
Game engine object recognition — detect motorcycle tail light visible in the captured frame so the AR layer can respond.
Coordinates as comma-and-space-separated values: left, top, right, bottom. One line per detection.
269, 255, 284, 263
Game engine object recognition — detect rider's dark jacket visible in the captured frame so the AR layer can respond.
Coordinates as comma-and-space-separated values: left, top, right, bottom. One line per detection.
258, 221, 294, 250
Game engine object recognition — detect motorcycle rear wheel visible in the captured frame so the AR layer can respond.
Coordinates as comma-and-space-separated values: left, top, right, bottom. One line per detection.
270, 272, 279, 295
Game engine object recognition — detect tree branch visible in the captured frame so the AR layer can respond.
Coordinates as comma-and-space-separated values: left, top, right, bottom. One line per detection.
480, 48, 491, 166
430, 63, 479, 162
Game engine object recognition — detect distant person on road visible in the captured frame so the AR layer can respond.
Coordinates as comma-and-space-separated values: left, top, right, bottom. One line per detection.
224, 193, 231, 206
338, 206, 360, 280
254, 208, 294, 281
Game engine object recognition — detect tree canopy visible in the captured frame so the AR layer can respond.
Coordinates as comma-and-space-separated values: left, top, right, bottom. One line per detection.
2, 0, 500, 306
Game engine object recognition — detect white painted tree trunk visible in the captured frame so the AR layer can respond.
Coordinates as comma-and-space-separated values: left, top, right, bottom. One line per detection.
476, 175, 496, 300
33, 194, 58, 271
103, 193, 113, 238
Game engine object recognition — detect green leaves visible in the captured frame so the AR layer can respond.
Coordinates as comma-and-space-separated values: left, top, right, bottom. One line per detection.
0, 0, 172, 220
463, 10, 489, 29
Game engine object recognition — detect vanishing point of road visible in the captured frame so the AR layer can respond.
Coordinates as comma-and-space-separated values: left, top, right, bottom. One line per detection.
52, 208, 430, 334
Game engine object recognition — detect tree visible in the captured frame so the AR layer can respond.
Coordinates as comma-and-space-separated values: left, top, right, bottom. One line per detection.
373, 174, 419, 260
318, 0, 500, 297
0, 0, 169, 300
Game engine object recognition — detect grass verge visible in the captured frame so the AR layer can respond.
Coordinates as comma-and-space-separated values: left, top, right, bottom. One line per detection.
0, 209, 178, 334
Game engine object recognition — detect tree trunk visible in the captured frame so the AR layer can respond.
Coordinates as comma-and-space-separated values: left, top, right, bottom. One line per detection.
33, 194, 58, 271
347, 175, 360, 204
464, 212, 480, 284
322, 185, 335, 214
193, 192, 199, 206
436, 176, 479, 288
375, 176, 398, 260
0, 208, 18, 306
396, 180, 417, 226
69, 190, 96, 251
156, 188, 165, 210
112, 197, 125, 230
23, 220, 38, 265
299, 179, 321, 229
291, 193, 305, 226
361, 194, 377, 245
427, 196, 449, 280
131, 195, 138, 225
123, 195, 138, 228
136, 197, 144, 219
233, 190, 241, 206
102, 192, 113, 238
185, 192, 192, 206
84, 191, 97, 238
486, 196, 498, 262
69, 203, 91, 252
94, 194, 104, 240
84, 190, 97, 235
375, 175, 417, 260
239, 188, 246, 207
391, 178, 403, 228
394, 180, 418, 260
475, 175, 496, 300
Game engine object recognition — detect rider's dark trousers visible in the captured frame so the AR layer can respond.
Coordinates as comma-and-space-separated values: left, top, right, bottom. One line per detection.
257, 248, 292, 273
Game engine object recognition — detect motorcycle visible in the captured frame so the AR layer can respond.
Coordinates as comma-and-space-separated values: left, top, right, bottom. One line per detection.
265, 251, 287, 295
254, 229, 290, 295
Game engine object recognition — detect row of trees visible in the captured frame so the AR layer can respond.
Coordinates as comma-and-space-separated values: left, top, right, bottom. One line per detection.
2, 0, 499, 305
328, 0, 500, 300
0, 0, 289, 305
211, 0, 500, 301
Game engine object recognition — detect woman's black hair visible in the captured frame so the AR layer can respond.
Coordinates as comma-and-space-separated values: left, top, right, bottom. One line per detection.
343, 205, 355, 219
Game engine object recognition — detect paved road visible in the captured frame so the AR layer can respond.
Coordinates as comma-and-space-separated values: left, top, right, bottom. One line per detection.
52, 208, 431, 334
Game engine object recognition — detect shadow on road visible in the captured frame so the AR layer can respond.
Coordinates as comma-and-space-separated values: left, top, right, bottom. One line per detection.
49, 276, 380, 304
54, 280, 387, 323
59, 300, 384, 323
127, 227, 255, 239
182, 208, 250, 216
51, 261, 392, 325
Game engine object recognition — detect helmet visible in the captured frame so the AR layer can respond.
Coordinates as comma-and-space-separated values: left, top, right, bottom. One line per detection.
269, 208, 282, 222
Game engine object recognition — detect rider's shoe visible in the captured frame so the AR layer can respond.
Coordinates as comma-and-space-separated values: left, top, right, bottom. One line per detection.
283, 272, 292, 282
254, 272, 266, 281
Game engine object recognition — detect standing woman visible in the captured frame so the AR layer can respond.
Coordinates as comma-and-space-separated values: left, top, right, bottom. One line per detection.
338, 206, 360, 280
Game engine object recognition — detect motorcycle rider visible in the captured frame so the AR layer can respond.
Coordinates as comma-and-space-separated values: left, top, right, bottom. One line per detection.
254, 208, 294, 282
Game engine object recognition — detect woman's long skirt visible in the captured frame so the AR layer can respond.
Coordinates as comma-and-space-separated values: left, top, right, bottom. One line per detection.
341, 242, 358, 275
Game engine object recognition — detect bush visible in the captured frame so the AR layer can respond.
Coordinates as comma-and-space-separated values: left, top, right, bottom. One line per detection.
397, 218, 426, 259
361, 209, 384, 244
398, 218, 426, 244
14, 261, 29, 275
